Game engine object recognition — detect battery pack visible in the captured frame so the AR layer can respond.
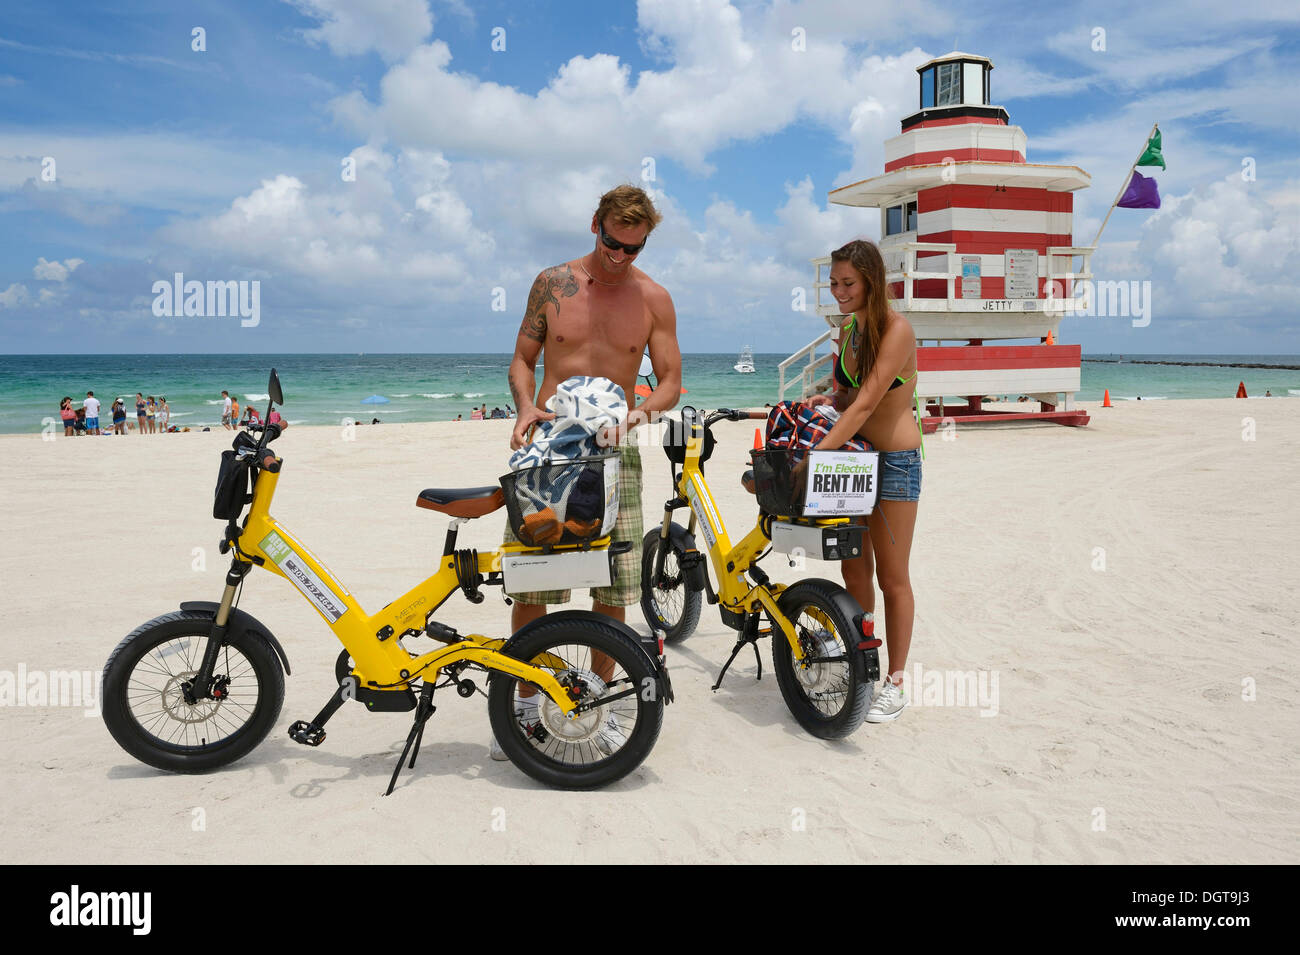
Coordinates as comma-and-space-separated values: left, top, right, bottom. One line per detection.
770, 521, 865, 561
501, 548, 614, 592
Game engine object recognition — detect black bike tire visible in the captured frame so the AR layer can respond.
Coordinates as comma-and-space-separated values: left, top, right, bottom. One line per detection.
638, 528, 703, 642
487, 616, 664, 789
771, 579, 871, 739
102, 609, 285, 773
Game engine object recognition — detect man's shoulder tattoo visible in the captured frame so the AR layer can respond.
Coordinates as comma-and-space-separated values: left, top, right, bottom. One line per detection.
521, 264, 580, 342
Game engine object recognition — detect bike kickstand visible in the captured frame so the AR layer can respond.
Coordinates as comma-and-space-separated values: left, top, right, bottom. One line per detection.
711, 639, 747, 692
385, 683, 437, 797
712, 614, 764, 691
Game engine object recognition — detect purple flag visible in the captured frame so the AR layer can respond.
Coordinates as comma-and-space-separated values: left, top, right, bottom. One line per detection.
1118, 170, 1161, 209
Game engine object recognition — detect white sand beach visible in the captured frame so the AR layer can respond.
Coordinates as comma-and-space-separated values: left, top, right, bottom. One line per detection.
1, 398, 1296, 864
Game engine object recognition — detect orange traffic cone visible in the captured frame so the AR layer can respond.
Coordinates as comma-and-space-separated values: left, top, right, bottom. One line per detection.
1045, 329, 1055, 345
753, 427, 763, 450
1102, 389, 1112, 408
1236, 381, 1247, 398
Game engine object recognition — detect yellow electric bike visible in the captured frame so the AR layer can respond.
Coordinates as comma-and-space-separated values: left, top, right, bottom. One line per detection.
640, 407, 880, 739
102, 370, 670, 793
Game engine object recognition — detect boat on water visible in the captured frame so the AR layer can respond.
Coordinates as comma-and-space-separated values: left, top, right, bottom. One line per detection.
734, 346, 756, 374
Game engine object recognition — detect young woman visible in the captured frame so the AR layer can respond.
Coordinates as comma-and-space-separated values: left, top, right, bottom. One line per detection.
59, 397, 75, 436
802, 239, 924, 723
135, 393, 148, 436
145, 396, 157, 434
157, 396, 170, 432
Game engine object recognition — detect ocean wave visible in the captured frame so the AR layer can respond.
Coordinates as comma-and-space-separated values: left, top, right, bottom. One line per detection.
243, 393, 270, 401
420, 392, 455, 399
391, 393, 411, 398
464, 392, 485, 398
1289, 389, 1300, 396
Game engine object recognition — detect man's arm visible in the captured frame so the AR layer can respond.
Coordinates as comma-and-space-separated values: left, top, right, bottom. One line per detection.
509, 266, 579, 449
633, 285, 683, 426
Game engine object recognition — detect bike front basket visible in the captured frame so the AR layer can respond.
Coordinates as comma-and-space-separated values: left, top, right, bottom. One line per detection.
749, 448, 801, 516
499, 452, 620, 547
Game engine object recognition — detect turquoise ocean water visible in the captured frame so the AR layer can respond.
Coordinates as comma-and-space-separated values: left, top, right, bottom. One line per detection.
2, 352, 1297, 434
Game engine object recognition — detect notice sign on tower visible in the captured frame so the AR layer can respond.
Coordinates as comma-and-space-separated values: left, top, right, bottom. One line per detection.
1004, 248, 1038, 299
961, 256, 982, 299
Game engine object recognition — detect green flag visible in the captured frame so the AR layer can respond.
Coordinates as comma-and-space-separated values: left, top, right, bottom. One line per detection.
1137, 129, 1166, 170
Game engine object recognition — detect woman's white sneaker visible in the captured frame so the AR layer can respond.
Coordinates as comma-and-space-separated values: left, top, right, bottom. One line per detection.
865, 679, 907, 723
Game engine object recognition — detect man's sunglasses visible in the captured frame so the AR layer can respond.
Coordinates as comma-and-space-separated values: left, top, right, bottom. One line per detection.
599, 221, 647, 256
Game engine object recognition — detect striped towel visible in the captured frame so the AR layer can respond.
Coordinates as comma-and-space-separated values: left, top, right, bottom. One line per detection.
508, 376, 627, 513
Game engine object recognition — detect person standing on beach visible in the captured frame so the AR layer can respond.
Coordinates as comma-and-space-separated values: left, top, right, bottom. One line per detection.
60, 397, 75, 436
157, 396, 170, 432
146, 395, 157, 434
221, 391, 232, 430
135, 393, 147, 435
803, 239, 924, 723
494, 184, 682, 759
112, 398, 127, 434
83, 391, 101, 435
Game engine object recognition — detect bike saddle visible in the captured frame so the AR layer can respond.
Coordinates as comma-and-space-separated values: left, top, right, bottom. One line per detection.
415, 486, 505, 518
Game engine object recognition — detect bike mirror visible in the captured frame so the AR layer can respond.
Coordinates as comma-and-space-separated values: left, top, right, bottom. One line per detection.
638, 353, 653, 379
268, 369, 283, 406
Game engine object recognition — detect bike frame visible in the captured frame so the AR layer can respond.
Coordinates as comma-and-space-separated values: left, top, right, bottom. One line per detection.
218, 455, 587, 714
661, 413, 855, 659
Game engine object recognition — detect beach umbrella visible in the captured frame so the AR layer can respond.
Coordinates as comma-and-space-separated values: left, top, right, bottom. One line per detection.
361, 395, 390, 404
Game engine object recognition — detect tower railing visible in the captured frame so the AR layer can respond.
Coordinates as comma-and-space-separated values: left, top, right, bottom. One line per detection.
812, 244, 1095, 316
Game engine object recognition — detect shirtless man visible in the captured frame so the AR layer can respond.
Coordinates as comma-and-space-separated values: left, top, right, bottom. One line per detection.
493, 185, 682, 759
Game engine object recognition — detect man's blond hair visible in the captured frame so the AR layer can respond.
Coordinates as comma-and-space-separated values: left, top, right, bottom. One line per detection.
594, 184, 663, 235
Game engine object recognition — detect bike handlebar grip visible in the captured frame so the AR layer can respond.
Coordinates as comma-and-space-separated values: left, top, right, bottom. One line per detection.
261, 454, 281, 473
745, 410, 768, 420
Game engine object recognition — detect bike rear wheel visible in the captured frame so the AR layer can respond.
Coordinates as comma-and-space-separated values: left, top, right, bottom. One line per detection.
488, 616, 663, 789
639, 528, 703, 642
771, 579, 871, 739
102, 609, 285, 773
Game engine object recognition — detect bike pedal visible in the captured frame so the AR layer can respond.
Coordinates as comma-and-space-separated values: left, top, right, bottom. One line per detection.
288, 720, 326, 747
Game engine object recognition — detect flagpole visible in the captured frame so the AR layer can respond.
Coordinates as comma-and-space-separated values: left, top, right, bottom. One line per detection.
1090, 122, 1158, 249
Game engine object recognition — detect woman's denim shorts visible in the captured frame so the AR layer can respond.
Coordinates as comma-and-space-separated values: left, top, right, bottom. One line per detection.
878, 448, 922, 502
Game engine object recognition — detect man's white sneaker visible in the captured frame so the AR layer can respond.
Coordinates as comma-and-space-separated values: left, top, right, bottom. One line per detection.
864, 679, 907, 723
490, 695, 540, 760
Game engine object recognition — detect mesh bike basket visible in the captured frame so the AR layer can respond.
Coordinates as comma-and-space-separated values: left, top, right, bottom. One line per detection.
499, 452, 620, 547
749, 448, 801, 515
213, 449, 253, 520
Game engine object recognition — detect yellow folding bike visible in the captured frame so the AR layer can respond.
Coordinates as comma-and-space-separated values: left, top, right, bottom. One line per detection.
102, 370, 669, 793
640, 407, 880, 739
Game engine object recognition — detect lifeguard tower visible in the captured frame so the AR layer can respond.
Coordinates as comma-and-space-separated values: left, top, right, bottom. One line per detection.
780, 51, 1095, 429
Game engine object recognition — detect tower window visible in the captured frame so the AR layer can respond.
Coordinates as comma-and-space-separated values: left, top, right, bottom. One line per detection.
936, 63, 961, 106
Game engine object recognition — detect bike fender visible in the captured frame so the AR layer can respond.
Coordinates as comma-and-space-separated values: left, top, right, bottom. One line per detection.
180, 600, 292, 676
665, 521, 698, 552
501, 610, 673, 704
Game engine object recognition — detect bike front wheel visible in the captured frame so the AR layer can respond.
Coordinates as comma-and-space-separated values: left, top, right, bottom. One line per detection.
771, 579, 872, 739
639, 528, 703, 642
488, 615, 664, 789
102, 609, 285, 773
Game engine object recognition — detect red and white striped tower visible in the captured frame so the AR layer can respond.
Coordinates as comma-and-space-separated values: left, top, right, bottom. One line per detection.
791, 51, 1095, 429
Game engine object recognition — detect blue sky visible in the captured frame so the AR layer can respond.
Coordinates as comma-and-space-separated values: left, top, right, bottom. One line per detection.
1, 0, 1297, 354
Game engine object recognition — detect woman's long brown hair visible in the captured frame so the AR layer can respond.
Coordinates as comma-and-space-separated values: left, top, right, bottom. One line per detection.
830, 239, 891, 387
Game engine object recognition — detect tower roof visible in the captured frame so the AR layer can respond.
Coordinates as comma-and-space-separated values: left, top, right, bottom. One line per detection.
918, 51, 994, 70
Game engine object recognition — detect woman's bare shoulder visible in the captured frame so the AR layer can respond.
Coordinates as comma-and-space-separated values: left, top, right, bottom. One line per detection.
885, 309, 916, 340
